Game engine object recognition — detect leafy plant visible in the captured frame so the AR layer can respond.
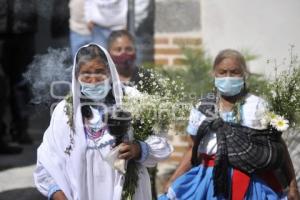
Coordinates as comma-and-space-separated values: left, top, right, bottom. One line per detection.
153, 48, 213, 103
263, 46, 300, 126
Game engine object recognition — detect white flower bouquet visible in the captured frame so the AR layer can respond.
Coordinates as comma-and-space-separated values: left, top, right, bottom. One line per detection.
123, 70, 191, 140
264, 46, 300, 129
121, 70, 191, 199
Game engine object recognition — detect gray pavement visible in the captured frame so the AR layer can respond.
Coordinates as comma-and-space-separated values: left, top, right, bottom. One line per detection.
0, 108, 49, 200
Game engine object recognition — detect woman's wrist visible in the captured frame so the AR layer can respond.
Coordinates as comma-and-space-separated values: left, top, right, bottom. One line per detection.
52, 191, 67, 200
48, 184, 61, 200
132, 140, 141, 160
289, 179, 299, 191
135, 141, 150, 163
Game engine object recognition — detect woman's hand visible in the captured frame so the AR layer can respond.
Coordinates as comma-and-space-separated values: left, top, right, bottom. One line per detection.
163, 146, 193, 193
288, 186, 300, 200
87, 21, 94, 31
118, 142, 141, 160
163, 179, 172, 193
52, 191, 67, 200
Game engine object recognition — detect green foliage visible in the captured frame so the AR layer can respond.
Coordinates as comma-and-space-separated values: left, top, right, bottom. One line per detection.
240, 48, 260, 62
154, 48, 213, 102
122, 161, 139, 200
263, 48, 300, 125
64, 93, 74, 129
246, 73, 269, 95
180, 48, 214, 97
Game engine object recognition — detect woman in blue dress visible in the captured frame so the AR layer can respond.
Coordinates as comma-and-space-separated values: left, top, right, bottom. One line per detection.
160, 49, 300, 200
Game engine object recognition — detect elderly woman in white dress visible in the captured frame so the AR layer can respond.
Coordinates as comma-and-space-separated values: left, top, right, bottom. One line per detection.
34, 44, 172, 200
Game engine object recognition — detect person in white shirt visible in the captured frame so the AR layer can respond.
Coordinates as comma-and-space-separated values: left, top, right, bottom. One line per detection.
84, 0, 152, 60
69, 0, 92, 58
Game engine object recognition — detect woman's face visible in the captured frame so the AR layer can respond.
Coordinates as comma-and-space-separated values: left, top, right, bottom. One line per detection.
214, 58, 244, 78
78, 58, 109, 84
109, 36, 135, 57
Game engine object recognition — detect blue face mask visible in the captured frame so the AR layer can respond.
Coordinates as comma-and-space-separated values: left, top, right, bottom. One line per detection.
215, 77, 244, 96
78, 79, 111, 101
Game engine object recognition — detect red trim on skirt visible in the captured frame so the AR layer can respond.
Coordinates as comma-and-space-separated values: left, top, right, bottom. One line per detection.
200, 153, 282, 200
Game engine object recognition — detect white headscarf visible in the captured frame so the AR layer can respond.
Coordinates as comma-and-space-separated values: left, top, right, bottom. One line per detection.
35, 44, 125, 200
72, 43, 123, 122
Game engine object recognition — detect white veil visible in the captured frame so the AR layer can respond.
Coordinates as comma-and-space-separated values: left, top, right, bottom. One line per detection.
72, 43, 124, 128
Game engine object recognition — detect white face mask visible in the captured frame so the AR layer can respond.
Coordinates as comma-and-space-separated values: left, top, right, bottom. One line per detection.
214, 77, 244, 96
78, 79, 111, 101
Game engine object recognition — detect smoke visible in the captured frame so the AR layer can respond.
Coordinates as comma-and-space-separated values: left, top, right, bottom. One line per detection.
24, 48, 72, 106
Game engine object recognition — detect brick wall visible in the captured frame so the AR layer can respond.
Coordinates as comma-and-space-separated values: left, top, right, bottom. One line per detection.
154, 0, 202, 68
154, 34, 202, 67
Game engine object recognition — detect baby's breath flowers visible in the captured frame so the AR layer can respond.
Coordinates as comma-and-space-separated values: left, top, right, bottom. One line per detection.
121, 70, 191, 199
264, 46, 300, 127
260, 46, 299, 133
124, 70, 191, 139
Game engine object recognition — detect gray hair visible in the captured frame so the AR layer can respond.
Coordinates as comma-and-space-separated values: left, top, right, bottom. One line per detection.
75, 44, 109, 77
213, 49, 249, 77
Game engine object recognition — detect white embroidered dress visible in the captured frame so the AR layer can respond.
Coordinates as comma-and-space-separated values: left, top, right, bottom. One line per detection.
34, 44, 173, 200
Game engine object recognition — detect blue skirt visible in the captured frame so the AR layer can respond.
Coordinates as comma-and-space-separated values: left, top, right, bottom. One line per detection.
159, 165, 286, 200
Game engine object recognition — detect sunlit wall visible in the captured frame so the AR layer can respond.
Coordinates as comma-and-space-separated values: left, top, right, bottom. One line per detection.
201, 0, 300, 76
